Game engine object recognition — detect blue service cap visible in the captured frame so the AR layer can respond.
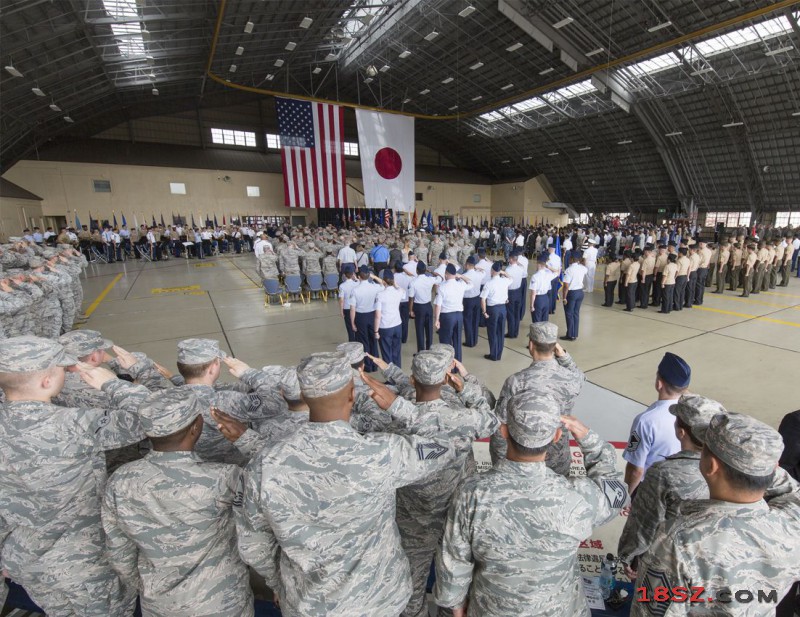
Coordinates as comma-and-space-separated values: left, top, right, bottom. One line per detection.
466, 256, 476, 265
478, 247, 486, 255
537, 255, 547, 263
445, 263, 457, 275
492, 261, 502, 272
416, 261, 427, 274
382, 268, 394, 280
342, 263, 355, 274
658, 352, 691, 389
439, 252, 448, 260
572, 250, 583, 259
358, 264, 371, 275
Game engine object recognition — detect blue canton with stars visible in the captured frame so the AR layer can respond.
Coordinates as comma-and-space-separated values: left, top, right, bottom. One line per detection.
276, 97, 315, 148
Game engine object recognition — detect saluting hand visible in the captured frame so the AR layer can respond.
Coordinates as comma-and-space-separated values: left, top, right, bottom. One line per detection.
211, 408, 247, 442
560, 415, 589, 440
359, 369, 397, 410
153, 361, 174, 380
223, 356, 250, 378
112, 345, 137, 370
365, 353, 388, 371
78, 363, 118, 390
446, 371, 464, 393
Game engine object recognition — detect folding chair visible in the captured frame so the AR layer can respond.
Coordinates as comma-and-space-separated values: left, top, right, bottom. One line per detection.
136, 244, 153, 261
263, 279, 285, 307
90, 245, 109, 264
305, 273, 325, 301
323, 273, 340, 299
284, 274, 306, 304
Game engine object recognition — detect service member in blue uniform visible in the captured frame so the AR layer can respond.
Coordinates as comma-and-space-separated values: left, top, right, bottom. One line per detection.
475, 248, 494, 327
504, 252, 526, 338
374, 268, 406, 368
529, 255, 553, 323
393, 261, 413, 344
480, 261, 513, 361
338, 264, 358, 342
461, 257, 484, 348
433, 264, 473, 361
348, 265, 381, 371
408, 261, 439, 353
546, 245, 562, 314
560, 252, 588, 341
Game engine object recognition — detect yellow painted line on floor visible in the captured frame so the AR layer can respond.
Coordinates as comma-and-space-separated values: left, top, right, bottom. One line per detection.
762, 290, 800, 299
707, 295, 796, 310
694, 305, 800, 328
84, 273, 123, 317
151, 285, 201, 294
194, 262, 217, 268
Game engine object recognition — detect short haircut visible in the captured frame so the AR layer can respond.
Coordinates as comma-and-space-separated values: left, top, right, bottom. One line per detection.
176, 359, 215, 380
508, 434, 550, 457
657, 372, 687, 397
531, 341, 556, 355
716, 455, 774, 492
675, 416, 704, 448
0, 370, 45, 393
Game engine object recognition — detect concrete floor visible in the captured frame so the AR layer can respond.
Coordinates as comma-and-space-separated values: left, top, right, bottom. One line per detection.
80, 253, 800, 435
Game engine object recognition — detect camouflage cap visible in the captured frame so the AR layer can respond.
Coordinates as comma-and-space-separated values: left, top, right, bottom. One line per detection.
411, 350, 449, 386
176, 338, 227, 364
280, 367, 302, 400
336, 342, 365, 366
58, 330, 113, 359
705, 412, 783, 476
529, 321, 558, 344
138, 388, 204, 437
296, 352, 352, 398
0, 335, 77, 373
429, 343, 455, 367
669, 393, 727, 444
506, 392, 561, 448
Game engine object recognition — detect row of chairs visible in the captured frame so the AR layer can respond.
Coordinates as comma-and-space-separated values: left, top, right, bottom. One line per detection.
263, 273, 340, 307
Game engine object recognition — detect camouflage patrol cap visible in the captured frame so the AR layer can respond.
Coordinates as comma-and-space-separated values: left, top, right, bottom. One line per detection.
529, 321, 558, 344
139, 388, 204, 437
411, 350, 449, 386
0, 336, 77, 373
297, 352, 353, 398
58, 330, 113, 359
176, 338, 227, 364
669, 393, 726, 444
280, 367, 302, 400
336, 342, 365, 365
506, 393, 561, 448
429, 343, 455, 367
705, 412, 783, 476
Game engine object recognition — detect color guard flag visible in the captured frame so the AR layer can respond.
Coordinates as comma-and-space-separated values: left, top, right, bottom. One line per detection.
356, 109, 414, 212
276, 96, 347, 208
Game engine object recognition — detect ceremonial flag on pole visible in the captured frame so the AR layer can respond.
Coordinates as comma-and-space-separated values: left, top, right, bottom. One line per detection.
133, 214, 138, 231
74, 211, 82, 229
412, 209, 418, 228
223, 214, 226, 225
88, 211, 96, 230
420, 209, 426, 229
191, 213, 196, 228
427, 210, 433, 232
356, 109, 415, 213
214, 214, 219, 227
113, 212, 118, 228
384, 201, 391, 229
121, 212, 127, 228
161, 213, 165, 228
151, 214, 156, 227
275, 96, 347, 208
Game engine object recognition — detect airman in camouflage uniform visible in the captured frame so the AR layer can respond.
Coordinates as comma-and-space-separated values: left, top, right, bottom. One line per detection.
632, 412, 800, 617
434, 394, 628, 616
337, 342, 391, 433
618, 394, 725, 575
322, 248, 339, 275
491, 322, 585, 475
235, 351, 463, 617
256, 246, 280, 280
303, 242, 323, 275
102, 390, 254, 617
279, 242, 305, 275
0, 336, 151, 616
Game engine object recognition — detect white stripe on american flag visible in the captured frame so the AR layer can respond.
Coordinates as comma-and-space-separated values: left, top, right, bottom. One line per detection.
286, 147, 297, 208
312, 103, 324, 208
322, 105, 334, 207
305, 147, 315, 208
332, 107, 344, 207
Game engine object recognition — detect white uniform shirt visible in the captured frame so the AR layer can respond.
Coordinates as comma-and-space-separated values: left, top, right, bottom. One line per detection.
583, 246, 598, 263
119, 229, 130, 239
434, 262, 449, 280
402, 260, 418, 277
530, 269, 553, 295
339, 279, 358, 310
622, 399, 682, 473
517, 254, 529, 272
505, 263, 526, 290
462, 269, 484, 298
546, 253, 562, 275
254, 238, 270, 257
348, 280, 381, 313
434, 279, 471, 313
476, 258, 493, 285
337, 246, 357, 264
393, 272, 413, 300
408, 275, 438, 304
376, 286, 406, 329
563, 263, 588, 292
480, 276, 512, 306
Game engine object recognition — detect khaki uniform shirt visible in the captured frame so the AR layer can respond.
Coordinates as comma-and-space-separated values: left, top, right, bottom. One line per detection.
688, 252, 701, 273
605, 261, 620, 282
655, 254, 668, 274
662, 262, 678, 286
626, 261, 641, 285
641, 256, 656, 277
676, 256, 690, 276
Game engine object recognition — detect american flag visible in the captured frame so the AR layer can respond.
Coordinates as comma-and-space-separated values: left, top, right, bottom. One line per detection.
384, 207, 391, 229
276, 97, 347, 208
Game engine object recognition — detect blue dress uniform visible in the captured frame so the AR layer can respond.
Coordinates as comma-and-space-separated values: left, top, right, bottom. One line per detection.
393, 268, 413, 344
434, 267, 472, 361
461, 261, 484, 347
339, 266, 358, 342
546, 251, 562, 314
408, 264, 439, 352
529, 264, 553, 323
475, 253, 493, 327
504, 261, 526, 338
348, 272, 381, 371
375, 275, 406, 368
516, 253, 529, 323
480, 267, 512, 360
562, 260, 588, 340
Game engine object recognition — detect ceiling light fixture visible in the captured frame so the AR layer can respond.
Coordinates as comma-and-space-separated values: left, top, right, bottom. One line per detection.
424, 31, 439, 41
148, 72, 156, 80
299, 16, 313, 29
722, 121, 744, 128
265, 74, 275, 80
64, 116, 74, 123
617, 139, 632, 145
244, 21, 254, 33
471, 95, 482, 101
501, 83, 514, 90
32, 87, 45, 97
690, 67, 713, 75
152, 88, 159, 95
380, 64, 390, 72
364, 77, 373, 84
235, 46, 244, 56
648, 21, 672, 32
548, 151, 559, 156
324, 52, 337, 62
146, 55, 155, 65
539, 67, 554, 75
522, 155, 533, 160
449, 105, 459, 110
49, 103, 61, 112
229, 64, 237, 72
578, 146, 592, 151
665, 130, 683, 137
458, 5, 476, 17
4, 65, 23, 77
312, 66, 321, 74
765, 45, 794, 56
585, 48, 604, 57
469, 61, 484, 70
506, 42, 523, 52
141, 27, 151, 41
420, 88, 430, 94
285, 42, 297, 51
442, 76, 454, 83
501, 159, 510, 163
402, 97, 412, 103
792, 111, 800, 117
399, 50, 411, 58
553, 16, 574, 29
274, 59, 284, 67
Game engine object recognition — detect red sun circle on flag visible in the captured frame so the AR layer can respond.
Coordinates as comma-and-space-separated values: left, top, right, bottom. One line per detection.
374, 147, 403, 180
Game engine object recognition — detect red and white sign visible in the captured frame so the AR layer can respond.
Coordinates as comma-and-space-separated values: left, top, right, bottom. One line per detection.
356, 109, 414, 212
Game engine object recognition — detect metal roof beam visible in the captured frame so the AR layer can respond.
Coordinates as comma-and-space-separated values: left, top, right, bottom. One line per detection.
340, 0, 425, 69
85, 13, 201, 25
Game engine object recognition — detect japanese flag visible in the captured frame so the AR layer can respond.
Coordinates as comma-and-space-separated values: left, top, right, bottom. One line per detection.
356, 109, 414, 213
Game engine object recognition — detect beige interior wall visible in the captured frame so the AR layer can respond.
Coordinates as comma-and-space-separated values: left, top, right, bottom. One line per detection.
524, 176, 567, 226
0, 197, 44, 241
2, 160, 496, 229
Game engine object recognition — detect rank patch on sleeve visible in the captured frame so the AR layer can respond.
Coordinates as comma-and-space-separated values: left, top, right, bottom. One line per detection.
417, 442, 448, 460
602, 479, 627, 509
642, 568, 672, 617
626, 430, 641, 453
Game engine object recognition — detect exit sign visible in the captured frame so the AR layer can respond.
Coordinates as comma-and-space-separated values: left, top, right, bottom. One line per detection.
658, 209, 666, 213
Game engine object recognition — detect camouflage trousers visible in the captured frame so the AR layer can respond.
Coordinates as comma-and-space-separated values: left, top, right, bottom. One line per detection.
39, 296, 63, 338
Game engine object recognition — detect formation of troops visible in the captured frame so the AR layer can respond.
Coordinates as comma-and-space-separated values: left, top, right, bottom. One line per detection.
1, 223, 798, 617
